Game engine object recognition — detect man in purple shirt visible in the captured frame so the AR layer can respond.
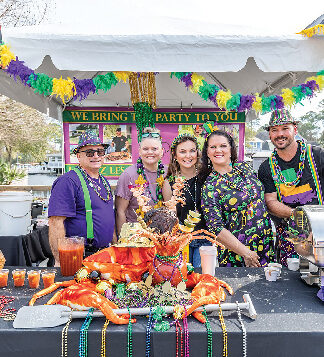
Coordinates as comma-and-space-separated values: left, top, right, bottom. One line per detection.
48, 130, 117, 265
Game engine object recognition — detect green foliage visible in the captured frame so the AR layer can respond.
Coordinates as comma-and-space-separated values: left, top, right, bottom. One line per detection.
244, 125, 257, 149
298, 100, 324, 144
0, 162, 26, 185
0, 96, 62, 163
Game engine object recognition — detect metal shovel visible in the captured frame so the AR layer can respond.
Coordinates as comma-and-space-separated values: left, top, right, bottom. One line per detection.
13, 294, 257, 328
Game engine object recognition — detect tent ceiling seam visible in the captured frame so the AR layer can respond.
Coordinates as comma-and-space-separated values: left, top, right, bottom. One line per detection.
206, 73, 227, 91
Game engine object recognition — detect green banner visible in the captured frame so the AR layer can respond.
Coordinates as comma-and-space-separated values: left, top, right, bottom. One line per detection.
65, 164, 131, 177
63, 110, 245, 124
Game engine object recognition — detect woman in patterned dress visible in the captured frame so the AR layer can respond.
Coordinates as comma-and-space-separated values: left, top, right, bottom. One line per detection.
200, 130, 274, 267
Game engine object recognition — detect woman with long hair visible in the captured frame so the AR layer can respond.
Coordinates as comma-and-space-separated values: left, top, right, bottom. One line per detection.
200, 130, 274, 267
115, 127, 165, 235
163, 133, 211, 267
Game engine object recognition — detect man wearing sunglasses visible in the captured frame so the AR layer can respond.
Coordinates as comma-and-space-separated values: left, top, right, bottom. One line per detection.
48, 130, 117, 266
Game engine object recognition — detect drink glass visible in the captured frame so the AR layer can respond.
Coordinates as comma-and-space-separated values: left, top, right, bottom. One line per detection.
12, 269, 26, 287
199, 246, 218, 276
27, 270, 41, 289
58, 236, 85, 276
0, 269, 9, 288
41, 270, 56, 288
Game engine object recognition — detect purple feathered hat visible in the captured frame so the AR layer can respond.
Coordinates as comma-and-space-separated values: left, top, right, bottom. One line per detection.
72, 130, 108, 155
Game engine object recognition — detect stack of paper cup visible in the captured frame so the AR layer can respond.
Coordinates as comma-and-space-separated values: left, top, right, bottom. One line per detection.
268, 262, 282, 274
264, 265, 281, 281
199, 246, 218, 276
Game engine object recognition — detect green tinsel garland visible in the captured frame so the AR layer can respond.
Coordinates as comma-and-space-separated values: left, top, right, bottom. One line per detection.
133, 102, 155, 141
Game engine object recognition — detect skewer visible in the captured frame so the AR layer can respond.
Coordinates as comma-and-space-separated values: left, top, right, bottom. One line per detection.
59, 293, 257, 320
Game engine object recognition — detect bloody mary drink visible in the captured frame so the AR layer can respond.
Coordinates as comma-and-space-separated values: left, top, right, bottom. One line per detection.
0, 269, 9, 288
41, 270, 56, 288
59, 236, 84, 276
12, 269, 26, 287
27, 270, 40, 289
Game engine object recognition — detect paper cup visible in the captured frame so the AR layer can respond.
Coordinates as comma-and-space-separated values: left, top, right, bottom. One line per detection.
287, 258, 300, 271
268, 263, 282, 276
264, 267, 280, 281
199, 246, 218, 276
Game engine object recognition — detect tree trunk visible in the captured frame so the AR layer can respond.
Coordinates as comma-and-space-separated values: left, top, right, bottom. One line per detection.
5, 145, 12, 164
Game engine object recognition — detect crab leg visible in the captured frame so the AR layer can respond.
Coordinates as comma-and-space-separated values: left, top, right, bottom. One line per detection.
48, 285, 136, 325
184, 273, 233, 322
29, 280, 75, 306
190, 229, 225, 249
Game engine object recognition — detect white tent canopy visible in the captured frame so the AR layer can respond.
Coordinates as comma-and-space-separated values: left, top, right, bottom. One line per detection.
1, 16, 324, 120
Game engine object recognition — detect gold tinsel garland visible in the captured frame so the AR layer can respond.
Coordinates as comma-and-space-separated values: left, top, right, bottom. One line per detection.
129, 72, 156, 108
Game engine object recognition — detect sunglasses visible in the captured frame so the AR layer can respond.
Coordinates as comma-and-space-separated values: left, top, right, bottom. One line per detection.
79, 149, 106, 157
141, 132, 161, 139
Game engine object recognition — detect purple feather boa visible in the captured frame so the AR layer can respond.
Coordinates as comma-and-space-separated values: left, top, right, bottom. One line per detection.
181, 73, 193, 88
237, 95, 255, 112
73, 78, 96, 101
5, 57, 34, 86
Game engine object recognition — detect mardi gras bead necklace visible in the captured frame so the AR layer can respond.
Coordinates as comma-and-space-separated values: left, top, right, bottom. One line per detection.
79, 308, 94, 357
145, 308, 153, 357
101, 319, 110, 357
153, 252, 188, 282
136, 158, 164, 206
61, 311, 73, 357
127, 307, 133, 357
184, 176, 198, 212
175, 319, 183, 357
183, 307, 190, 357
203, 306, 213, 357
0, 296, 16, 320
78, 166, 111, 202
270, 140, 307, 187
236, 301, 247, 357
218, 305, 228, 357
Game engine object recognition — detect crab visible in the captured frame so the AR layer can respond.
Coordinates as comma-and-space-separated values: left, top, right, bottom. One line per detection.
29, 217, 232, 324
29, 176, 233, 324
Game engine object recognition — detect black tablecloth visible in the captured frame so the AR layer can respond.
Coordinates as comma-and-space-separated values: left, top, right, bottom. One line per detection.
0, 267, 323, 357
0, 226, 54, 267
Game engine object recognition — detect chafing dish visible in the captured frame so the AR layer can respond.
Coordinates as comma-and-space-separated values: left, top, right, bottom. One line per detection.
288, 205, 324, 300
